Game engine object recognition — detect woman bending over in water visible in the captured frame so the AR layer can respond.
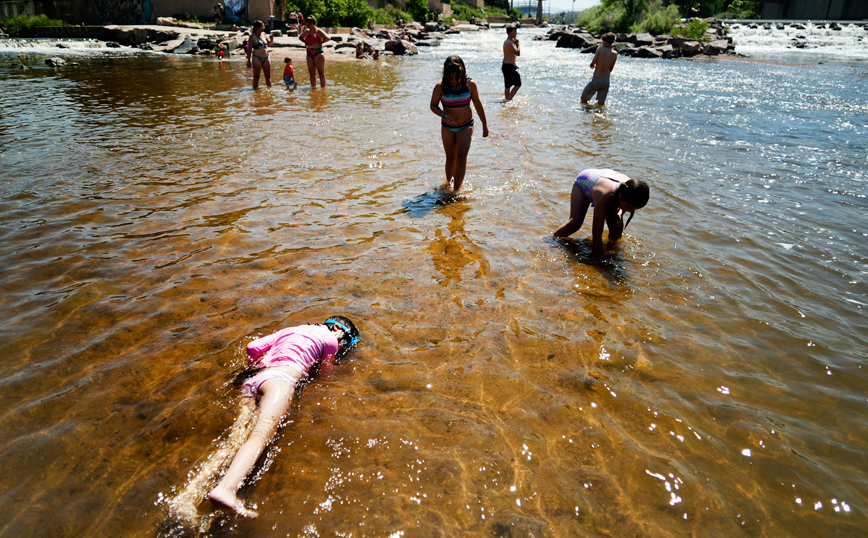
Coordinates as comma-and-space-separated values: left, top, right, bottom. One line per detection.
201, 316, 360, 517
429, 55, 489, 193
553, 169, 650, 255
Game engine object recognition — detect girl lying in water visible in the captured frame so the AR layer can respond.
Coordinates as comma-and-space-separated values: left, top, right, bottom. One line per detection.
171, 316, 360, 519
553, 169, 650, 255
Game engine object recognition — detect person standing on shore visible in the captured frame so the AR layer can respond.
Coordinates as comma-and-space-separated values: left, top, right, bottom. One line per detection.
553, 169, 649, 255
246, 20, 273, 89
502, 24, 521, 101
429, 55, 489, 193
581, 32, 618, 107
299, 16, 330, 89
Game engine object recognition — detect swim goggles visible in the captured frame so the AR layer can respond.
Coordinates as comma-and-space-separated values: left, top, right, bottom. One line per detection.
325, 319, 360, 347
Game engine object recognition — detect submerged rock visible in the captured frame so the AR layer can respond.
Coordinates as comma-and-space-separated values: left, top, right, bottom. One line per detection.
45, 57, 66, 67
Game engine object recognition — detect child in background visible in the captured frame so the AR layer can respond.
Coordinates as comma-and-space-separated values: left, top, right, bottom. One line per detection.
581, 32, 618, 107
283, 57, 297, 90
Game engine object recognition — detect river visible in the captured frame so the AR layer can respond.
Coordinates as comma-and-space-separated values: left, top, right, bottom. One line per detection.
0, 27, 866, 537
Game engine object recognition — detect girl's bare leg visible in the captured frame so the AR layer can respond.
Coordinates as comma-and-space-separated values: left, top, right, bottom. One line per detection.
315, 54, 327, 88
252, 61, 262, 89
441, 127, 458, 188
306, 55, 317, 89
168, 397, 258, 523
208, 379, 295, 517
553, 183, 591, 238
450, 126, 474, 192
263, 60, 272, 87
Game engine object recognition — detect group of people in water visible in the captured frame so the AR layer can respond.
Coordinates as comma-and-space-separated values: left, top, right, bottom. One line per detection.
244, 17, 329, 90
430, 25, 648, 254
185, 22, 650, 521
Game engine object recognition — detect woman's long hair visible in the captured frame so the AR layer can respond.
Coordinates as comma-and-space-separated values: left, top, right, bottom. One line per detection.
441, 55, 468, 94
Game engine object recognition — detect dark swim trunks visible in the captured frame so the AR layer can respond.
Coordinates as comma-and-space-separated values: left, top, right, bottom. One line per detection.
502, 63, 521, 89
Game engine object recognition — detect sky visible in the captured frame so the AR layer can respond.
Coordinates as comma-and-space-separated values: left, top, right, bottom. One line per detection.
511, 0, 601, 15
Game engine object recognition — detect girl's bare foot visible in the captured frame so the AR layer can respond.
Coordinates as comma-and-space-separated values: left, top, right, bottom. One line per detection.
208, 486, 258, 518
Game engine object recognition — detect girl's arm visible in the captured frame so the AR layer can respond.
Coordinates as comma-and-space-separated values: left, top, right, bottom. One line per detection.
318, 29, 330, 43
431, 84, 454, 124
246, 329, 283, 365
591, 193, 609, 255
317, 352, 338, 377
246, 35, 254, 64
298, 27, 309, 40
468, 81, 489, 138
266, 33, 274, 46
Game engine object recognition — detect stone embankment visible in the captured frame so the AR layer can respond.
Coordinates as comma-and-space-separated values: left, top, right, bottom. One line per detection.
540, 19, 737, 58
79, 18, 454, 57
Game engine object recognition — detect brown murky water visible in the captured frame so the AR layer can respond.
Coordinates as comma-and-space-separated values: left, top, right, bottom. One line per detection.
1, 32, 866, 537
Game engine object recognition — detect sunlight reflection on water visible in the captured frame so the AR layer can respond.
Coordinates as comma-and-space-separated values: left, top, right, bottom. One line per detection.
0, 29, 866, 536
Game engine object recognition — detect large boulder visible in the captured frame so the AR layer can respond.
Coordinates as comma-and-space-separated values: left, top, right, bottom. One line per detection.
634, 46, 663, 58
197, 37, 219, 50
615, 43, 637, 56
658, 44, 680, 59
556, 32, 595, 49
167, 37, 199, 54
45, 57, 66, 67
547, 30, 566, 41
668, 37, 689, 48
149, 29, 178, 42
703, 39, 731, 55
680, 41, 702, 56
221, 38, 241, 51
633, 33, 654, 46
452, 24, 482, 32
384, 39, 418, 55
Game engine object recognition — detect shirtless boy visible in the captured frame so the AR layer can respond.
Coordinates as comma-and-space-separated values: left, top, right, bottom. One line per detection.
502, 24, 521, 101
581, 32, 618, 106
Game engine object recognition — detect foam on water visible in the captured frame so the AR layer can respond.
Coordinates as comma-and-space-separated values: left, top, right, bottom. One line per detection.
0, 37, 141, 55
726, 21, 868, 59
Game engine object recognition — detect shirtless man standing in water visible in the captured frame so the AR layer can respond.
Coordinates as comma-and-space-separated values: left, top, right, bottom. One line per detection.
502, 24, 521, 101
581, 32, 618, 106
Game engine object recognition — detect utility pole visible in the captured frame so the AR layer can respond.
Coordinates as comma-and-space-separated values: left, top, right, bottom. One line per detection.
536, 0, 543, 25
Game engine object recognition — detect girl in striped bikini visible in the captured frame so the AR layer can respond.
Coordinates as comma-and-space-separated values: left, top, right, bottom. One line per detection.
429, 55, 489, 193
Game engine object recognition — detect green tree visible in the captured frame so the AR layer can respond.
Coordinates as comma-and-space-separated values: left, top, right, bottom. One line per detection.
406, 0, 428, 22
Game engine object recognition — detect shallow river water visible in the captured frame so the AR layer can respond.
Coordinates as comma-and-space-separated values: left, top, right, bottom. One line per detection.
0, 29, 866, 537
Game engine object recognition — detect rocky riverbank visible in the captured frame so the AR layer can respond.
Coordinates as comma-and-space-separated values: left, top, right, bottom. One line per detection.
77, 18, 457, 58
32, 17, 743, 63
540, 19, 737, 59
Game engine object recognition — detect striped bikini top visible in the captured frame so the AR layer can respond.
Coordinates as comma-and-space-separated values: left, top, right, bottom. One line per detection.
441, 84, 471, 108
